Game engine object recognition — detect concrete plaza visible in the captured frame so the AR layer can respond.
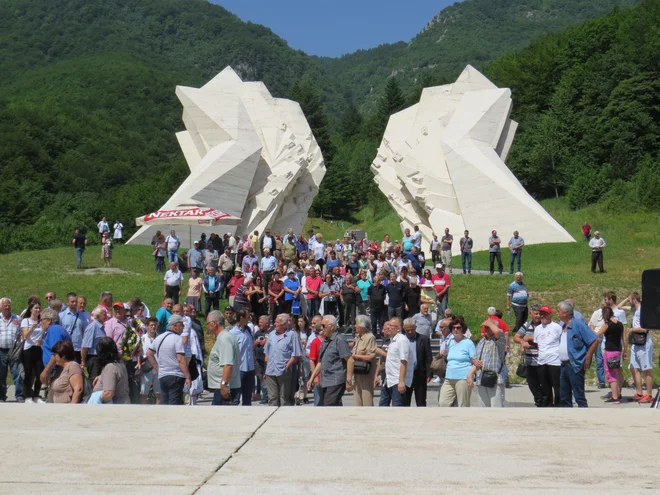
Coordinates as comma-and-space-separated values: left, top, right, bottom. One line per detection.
1, 402, 659, 494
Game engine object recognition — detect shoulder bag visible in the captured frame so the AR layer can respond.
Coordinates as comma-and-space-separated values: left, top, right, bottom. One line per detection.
516, 357, 528, 379
430, 352, 447, 378
9, 328, 24, 364
352, 336, 372, 375
479, 338, 506, 388
631, 331, 647, 346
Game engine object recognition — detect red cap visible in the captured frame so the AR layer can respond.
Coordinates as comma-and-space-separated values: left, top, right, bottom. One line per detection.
539, 305, 553, 314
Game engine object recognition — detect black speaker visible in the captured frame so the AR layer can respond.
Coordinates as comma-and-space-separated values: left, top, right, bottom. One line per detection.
641, 269, 660, 330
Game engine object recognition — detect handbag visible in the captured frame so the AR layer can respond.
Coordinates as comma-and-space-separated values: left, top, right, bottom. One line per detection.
353, 359, 372, 375
478, 338, 506, 388
430, 353, 447, 378
8, 329, 24, 364
188, 357, 200, 381
607, 357, 621, 369
516, 358, 528, 379
631, 331, 647, 346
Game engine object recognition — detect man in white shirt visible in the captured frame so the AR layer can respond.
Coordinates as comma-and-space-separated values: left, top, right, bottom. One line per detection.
412, 226, 422, 250
534, 306, 562, 407
589, 231, 606, 273
165, 230, 180, 263
164, 262, 184, 304
379, 318, 413, 407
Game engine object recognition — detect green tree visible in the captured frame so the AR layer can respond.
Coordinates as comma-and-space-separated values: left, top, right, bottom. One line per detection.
339, 103, 363, 141
290, 80, 334, 164
371, 77, 406, 141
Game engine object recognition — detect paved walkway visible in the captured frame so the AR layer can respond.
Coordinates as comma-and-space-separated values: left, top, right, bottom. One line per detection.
1, 404, 659, 494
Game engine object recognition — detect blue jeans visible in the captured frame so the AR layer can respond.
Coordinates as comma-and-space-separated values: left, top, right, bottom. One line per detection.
0, 349, 24, 401
560, 364, 588, 407
461, 252, 472, 273
379, 384, 405, 407
75, 247, 85, 268
168, 249, 178, 263
594, 338, 606, 386
213, 388, 240, 405
159, 375, 185, 405
510, 252, 522, 273
438, 294, 448, 316
233, 369, 255, 405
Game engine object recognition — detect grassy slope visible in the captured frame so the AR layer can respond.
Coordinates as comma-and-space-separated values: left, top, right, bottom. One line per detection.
2, 199, 659, 384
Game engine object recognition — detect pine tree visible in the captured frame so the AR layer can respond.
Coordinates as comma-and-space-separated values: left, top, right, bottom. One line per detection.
371, 77, 406, 141
339, 103, 363, 141
289, 80, 334, 164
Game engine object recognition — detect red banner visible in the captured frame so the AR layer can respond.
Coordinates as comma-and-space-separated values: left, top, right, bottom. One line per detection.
143, 208, 230, 222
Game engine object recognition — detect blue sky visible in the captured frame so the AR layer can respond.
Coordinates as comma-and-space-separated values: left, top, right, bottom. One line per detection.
212, 0, 459, 57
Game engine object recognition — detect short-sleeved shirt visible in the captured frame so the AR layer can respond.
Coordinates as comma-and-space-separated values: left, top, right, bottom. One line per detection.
188, 248, 203, 269
507, 281, 528, 306
166, 235, 179, 251
432, 273, 451, 295
445, 338, 476, 380
229, 325, 254, 371
402, 236, 414, 252
509, 237, 524, 253
309, 335, 323, 363
93, 362, 130, 404
207, 330, 241, 389
357, 279, 372, 301
305, 276, 323, 300
534, 322, 563, 366
187, 277, 203, 297
283, 278, 300, 301
59, 308, 84, 351
261, 256, 277, 271
460, 237, 473, 253
164, 269, 183, 286
319, 333, 351, 387
489, 236, 501, 252
265, 329, 302, 376
441, 235, 453, 251
20, 318, 43, 349
474, 336, 507, 385
517, 321, 538, 366
41, 324, 71, 366
73, 233, 86, 249
81, 320, 107, 355
51, 361, 83, 403
412, 313, 432, 338
150, 331, 185, 378
385, 332, 414, 387
269, 279, 285, 304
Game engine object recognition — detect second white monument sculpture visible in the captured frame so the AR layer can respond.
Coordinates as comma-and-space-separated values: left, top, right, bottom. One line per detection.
372, 65, 574, 254
128, 67, 325, 246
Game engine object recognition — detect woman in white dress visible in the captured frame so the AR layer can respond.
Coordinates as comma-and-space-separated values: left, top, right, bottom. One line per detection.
113, 220, 124, 243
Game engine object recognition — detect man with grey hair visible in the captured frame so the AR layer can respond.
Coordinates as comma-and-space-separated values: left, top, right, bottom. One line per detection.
147, 314, 192, 405
557, 300, 599, 407
403, 317, 432, 407
379, 317, 413, 407
206, 310, 241, 405
506, 272, 528, 332
411, 304, 433, 338
308, 315, 353, 406
264, 313, 301, 406
81, 306, 109, 382
0, 298, 24, 402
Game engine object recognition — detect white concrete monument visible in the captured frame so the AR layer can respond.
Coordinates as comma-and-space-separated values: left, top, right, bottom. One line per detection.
371, 65, 575, 254
128, 67, 325, 246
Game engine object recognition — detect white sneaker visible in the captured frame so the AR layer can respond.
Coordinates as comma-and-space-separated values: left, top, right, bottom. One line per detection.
24, 399, 33, 404
34, 398, 46, 404
432, 376, 441, 384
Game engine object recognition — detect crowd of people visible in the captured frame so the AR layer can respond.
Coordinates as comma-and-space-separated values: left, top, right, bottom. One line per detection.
1, 224, 650, 408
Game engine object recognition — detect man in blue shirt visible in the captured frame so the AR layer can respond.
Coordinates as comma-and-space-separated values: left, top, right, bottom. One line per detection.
229, 308, 255, 406
59, 292, 85, 363
506, 272, 529, 332
264, 314, 302, 406
556, 300, 599, 408
155, 298, 174, 334
508, 231, 525, 274
39, 308, 72, 389
187, 241, 204, 272
80, 307, 108, 381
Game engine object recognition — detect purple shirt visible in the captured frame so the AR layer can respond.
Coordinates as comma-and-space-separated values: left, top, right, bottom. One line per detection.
104, 317, 127, 354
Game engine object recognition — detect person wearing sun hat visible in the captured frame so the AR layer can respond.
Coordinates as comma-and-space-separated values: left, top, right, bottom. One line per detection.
533, 305, 562, 407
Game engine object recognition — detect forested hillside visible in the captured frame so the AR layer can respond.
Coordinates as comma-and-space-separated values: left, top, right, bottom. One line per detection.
484, 0, 660, 210
319, 0, 639, 112
0, 0, 656, 254
0, 0, 339, 252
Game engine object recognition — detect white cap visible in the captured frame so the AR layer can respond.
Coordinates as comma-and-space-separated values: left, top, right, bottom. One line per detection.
435, 263, 443, 269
